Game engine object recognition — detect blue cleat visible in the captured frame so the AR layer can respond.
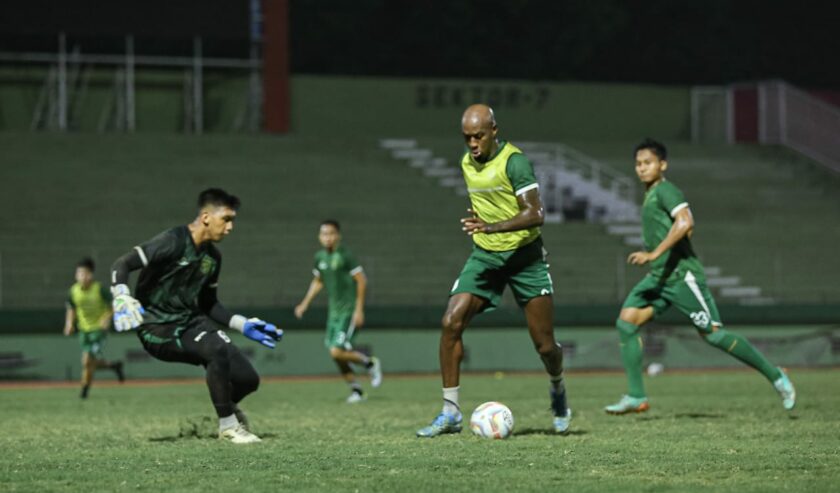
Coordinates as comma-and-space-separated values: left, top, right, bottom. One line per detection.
416, 412, 462, 438
550, 387, 572, 434
773, 368, 796, 411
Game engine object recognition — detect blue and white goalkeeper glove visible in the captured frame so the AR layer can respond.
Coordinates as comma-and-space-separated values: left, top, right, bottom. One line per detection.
111, 284, 144, 332
231, 315, 283, 348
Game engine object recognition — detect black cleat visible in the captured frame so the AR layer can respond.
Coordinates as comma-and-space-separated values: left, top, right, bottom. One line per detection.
113, 361, 125, 383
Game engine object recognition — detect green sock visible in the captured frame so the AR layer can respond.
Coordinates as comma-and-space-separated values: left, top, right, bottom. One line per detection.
704, 329, 782, 382
616, 319, 646, 398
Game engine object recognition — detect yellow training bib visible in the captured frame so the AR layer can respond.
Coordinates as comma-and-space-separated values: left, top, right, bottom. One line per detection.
461, 142, 540, 251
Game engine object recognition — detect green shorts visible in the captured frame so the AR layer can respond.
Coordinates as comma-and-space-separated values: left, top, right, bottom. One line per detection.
325, 311, 356, 350
622, 270, 722, 332
79, 330, 107, 358
450, 237, 553, 312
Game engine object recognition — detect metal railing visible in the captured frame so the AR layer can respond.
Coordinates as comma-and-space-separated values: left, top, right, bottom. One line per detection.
758, 80, 840, 174
518, 141, 638, 213
0, 33, 262, 133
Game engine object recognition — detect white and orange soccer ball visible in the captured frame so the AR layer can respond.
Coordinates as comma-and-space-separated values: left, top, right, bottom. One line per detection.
469, 401, 514, 439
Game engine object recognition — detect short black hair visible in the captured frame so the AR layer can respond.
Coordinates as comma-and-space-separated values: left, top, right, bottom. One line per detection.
198, 188, 241, 210
320, 219, 341, 231
634, 138, 667, 161
76, 257, 95, 272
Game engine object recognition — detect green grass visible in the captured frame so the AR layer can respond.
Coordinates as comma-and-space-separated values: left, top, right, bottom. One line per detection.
2, 370, 838, 492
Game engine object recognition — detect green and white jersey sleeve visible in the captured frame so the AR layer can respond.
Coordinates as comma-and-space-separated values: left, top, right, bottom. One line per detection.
656, 181, 689, 218
642, 180, 704, 282
344, 250, 363, 276
506, 153, 539, 197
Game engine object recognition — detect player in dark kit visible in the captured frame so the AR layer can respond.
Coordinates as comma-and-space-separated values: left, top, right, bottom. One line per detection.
110, 188, 283, 444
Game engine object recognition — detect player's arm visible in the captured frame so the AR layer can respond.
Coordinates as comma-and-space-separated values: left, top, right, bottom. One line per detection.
351, 268, 367, 328
199, 258, 283, 349
628, 207, 694, 265
110, 230, 182, 331
63, 301, 76, 336
98, 285, 113, 330
294, 275, 324, 319
461, 188, 545, 235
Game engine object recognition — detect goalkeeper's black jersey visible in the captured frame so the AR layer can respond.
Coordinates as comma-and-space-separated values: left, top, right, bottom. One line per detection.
133, 226, 222, 326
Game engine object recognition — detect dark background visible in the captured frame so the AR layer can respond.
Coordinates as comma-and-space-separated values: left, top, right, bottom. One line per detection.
1, 0, 838, 86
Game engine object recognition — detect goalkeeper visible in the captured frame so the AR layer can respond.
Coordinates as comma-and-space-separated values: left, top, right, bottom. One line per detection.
110, 188, 282, 444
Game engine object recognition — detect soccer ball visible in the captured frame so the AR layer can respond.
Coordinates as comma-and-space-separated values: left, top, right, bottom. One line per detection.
470, 401, 514, 439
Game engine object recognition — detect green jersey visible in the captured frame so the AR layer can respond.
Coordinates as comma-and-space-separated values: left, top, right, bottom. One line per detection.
642, 180, 705, 282
313, 245, 361, 315
133, 226, 221, 326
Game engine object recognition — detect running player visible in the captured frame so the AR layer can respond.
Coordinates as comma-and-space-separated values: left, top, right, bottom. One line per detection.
110, 188, 283, 444
294, 220, 382, 403
416, 104, 571, 437
604, 138, 796, 414
63, 257, 124, 399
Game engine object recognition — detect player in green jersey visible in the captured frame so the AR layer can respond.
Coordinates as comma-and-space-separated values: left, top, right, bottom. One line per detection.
417, 104, 570, 437
63, 257, 124, 399
604, 138, 796, 414
294, 220, 382, 403
110, 189, 283, 444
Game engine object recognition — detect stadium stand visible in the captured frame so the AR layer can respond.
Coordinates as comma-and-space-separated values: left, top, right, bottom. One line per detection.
2, 133, 838, 313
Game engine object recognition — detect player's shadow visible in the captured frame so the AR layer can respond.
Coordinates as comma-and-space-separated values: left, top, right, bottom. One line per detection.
514, 427, 588, 437
635, 413, 725, 421
149, 432, 279, 442
148, 416, 279, 442
674, 412, 725, 419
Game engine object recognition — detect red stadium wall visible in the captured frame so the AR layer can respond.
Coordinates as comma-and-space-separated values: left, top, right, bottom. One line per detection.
733, 86, 759, 143
263, 0, 290, 133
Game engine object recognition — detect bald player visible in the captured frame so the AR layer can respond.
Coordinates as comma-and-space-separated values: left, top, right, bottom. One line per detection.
416, 105, 571, 438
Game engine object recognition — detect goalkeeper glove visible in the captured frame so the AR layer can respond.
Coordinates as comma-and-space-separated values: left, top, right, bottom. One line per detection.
231, 315, 283, 348
111, 284, 144, 332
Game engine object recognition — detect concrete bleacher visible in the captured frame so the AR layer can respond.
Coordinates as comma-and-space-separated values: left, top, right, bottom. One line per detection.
1, 132, 469, 308
2, 133, 838, 313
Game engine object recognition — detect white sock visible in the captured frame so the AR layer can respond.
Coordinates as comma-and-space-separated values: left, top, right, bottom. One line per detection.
219, 414, 239, 432
442, 386, 460, 415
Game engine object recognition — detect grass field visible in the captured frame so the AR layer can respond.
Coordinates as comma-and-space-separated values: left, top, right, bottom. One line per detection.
2, 369, 838, 492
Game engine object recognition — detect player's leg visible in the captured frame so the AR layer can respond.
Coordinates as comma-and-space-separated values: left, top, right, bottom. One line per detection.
88, 331, 125, 382
417, 249, 501, 437
138, 321, 260, 443
80, 351, 94, 399
227, 344, 260, 404
441, 293, 486, 400
330, 353, 365, 403
183, 327, 262, 443
605, 275, 663, 414
416, 293, 486, 437
325, 314, 366, 401
671, 272, 795, 410
327, 314, 383, 389
522, 295, 572, 432
79, 331, 105, 398
226, 344, 260, 430
508, 241, 572, 432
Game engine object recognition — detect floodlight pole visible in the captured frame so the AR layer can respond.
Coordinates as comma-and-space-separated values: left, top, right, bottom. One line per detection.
57, 32, 67, 131
126, 35, 136, 132
193, 36, 203, 134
